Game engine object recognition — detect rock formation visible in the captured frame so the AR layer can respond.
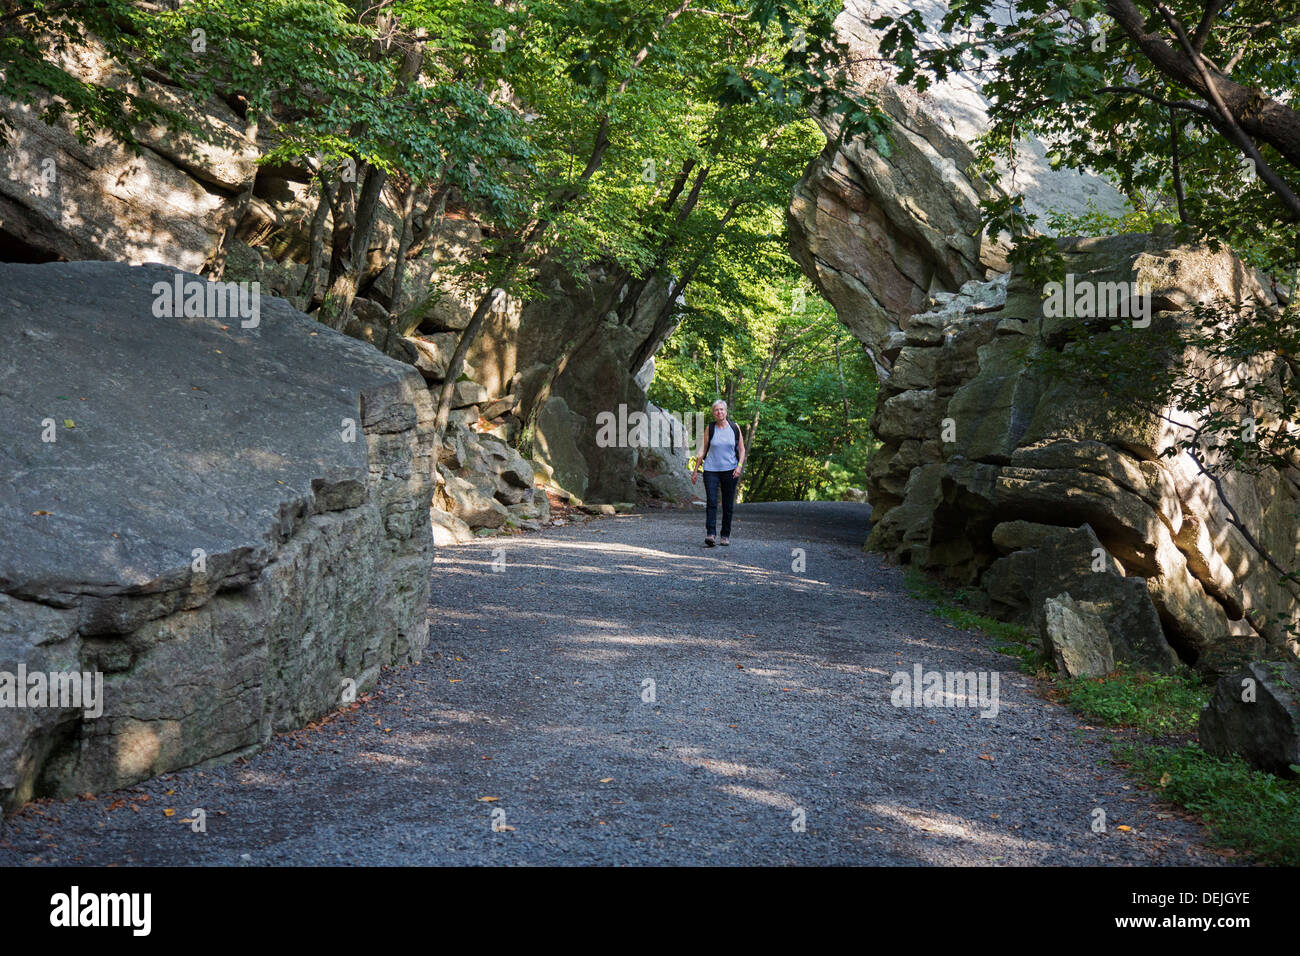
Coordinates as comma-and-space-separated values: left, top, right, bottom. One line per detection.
0, 43, 259, 270
788, 4, 1300, 679
0, 261, 436, 810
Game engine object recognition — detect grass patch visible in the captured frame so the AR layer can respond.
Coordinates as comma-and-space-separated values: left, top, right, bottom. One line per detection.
1113, 741, 1300, 865
1058, 664, 1206, 737
898, 564, 1300, 863
902, 565, 1042, 671
1057, 664, 1300, 865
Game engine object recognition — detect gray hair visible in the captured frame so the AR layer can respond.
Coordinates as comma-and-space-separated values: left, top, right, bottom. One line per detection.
711, 399, 727, 411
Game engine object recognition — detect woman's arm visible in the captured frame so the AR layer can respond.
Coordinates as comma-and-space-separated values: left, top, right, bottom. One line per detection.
733, 429, 746, 478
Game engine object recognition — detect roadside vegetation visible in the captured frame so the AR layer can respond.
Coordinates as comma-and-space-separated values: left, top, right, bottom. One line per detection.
903, 564, 1300, 864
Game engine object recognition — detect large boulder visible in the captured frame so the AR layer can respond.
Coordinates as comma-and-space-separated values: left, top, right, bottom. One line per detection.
1200, 662, 1300, 776
0, 261, 436, 810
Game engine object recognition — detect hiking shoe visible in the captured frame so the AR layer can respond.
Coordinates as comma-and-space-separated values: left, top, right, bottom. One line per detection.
720, 536, 730, 546
705, 535, 716, 547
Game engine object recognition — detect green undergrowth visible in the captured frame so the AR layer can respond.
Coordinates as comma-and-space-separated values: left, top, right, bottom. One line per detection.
1058, 664, 1205, 737
1058, 664, 1300, 865
901, 566, 1042, 672
901, 563, 1299, 864
1113, 740, 1300, 865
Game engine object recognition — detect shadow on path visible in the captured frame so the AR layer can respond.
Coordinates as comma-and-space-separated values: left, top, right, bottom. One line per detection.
0, 503, 1219, 866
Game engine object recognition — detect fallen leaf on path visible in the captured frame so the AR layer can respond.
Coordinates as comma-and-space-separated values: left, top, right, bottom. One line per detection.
599, 778, 613, 784
1117, 825, 1132, 832
477, 796, 499, 803
162, 809, 175, 817
979, 754, 993, 761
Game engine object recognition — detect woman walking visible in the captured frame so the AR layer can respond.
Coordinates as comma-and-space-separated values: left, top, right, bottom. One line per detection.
691, 399, 746, 547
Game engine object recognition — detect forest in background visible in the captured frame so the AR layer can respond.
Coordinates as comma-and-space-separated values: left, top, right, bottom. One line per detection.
1, 0, 885, 500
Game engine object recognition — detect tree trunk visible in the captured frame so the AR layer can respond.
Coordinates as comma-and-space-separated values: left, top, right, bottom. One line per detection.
835, 338, 851, 429
321, 34, 426, 331
297, 173, 333, 312
404, 180, 451, 262
433, 258, 522, 434
319, 167, 357, 330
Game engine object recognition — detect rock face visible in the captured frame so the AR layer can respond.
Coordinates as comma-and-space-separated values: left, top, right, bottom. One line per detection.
787, 5, 1298, 680
514, 265, 678, 504
0, 261, 436, 810
810, 231, 1298, 674
1200, 662, 1300, 775
787, 81, 998, 380
788, 0, 1128, 381
0, 42, 259, 270
1, 31, 684, 520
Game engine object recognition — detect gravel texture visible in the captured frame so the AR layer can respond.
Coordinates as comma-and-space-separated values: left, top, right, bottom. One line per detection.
0, 502, 1222, 865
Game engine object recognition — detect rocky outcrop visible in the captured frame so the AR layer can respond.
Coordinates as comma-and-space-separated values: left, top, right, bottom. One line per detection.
840, 235, 1298, 674
787, 81, 999, 380
1, 33, 678, 522
0, 261, 436, 810
787, 4, 1297, 680
789, 0, 1128, 381
229, 194, 680, 509
0, 42, 259, 270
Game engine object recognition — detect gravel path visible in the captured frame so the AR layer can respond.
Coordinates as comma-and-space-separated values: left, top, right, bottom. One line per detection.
0, 502, 1221, 865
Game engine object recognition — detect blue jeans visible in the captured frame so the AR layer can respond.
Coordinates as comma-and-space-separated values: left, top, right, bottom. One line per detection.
703, 470, 738, 537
